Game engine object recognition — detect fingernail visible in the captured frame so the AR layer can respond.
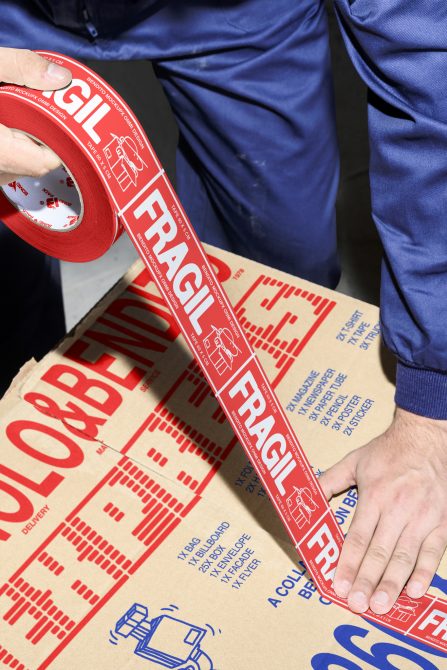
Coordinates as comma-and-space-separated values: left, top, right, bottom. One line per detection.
46, 62, 71, 82
349, 591, 368, 611
407, 581, 424, 599
334, 579, 351, 599
372, 591, 389, 607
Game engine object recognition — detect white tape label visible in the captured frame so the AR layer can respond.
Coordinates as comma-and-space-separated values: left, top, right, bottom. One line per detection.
1, 165, 82, 232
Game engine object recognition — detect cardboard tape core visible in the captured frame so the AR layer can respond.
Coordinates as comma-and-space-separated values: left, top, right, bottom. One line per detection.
0, 132, 83, 233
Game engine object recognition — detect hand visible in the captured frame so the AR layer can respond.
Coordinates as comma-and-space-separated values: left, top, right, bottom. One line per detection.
0, 48, 71, 185
320, 407, 447, 615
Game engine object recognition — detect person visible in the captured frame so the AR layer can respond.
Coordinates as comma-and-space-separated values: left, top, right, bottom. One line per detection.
0, 0, 446, 618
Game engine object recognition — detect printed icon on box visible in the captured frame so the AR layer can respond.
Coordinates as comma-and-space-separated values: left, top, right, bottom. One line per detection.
104, 134, 146, 191
286, 486, 318, 529
388, 595, 420, 623
203, 326, 240, 375
110, 603, 215, 669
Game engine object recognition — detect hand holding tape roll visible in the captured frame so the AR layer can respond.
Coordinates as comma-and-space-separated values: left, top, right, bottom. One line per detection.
0, 51, 446, 653
0, 48, 71, 185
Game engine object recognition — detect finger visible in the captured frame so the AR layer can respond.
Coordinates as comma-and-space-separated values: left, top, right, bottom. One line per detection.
347, 518, 415, 614
332, 498, 380, 602
407, 528, 447, 599
319, 451, 357, 500
368, 527, 424, 614
0, 48, 71, 89
0, 126, 61, 178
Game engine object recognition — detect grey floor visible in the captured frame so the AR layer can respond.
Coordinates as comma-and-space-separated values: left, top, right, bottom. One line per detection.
61, 5, 382, 331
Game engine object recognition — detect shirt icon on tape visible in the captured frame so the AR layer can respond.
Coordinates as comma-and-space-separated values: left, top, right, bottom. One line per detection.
388, 595, 420, 623
286, 486, 318, 529
204, 326, 241, 375
104, 134, 146, 191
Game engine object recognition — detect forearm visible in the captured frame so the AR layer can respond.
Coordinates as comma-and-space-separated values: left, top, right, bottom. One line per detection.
334, 0, 447, 417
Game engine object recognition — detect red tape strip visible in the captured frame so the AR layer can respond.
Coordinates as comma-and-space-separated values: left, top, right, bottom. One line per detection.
0, 51, 446, 655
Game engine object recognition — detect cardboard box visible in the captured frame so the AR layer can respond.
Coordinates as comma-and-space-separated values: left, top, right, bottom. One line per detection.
1, 245, 446, 669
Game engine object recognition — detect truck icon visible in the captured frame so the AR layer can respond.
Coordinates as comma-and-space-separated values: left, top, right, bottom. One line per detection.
286, 486, 318, 529
203, 326, 240, 375
104, 134, 146, 191
112, 603, 214, 669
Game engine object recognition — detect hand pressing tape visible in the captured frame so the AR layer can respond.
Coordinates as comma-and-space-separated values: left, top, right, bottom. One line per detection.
0, 52, 446, 654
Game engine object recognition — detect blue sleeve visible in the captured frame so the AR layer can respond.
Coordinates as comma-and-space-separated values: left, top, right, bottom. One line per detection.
334, 0, 447, 419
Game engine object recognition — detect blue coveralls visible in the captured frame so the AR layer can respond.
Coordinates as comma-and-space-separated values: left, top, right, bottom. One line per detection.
1, 0, 446, 419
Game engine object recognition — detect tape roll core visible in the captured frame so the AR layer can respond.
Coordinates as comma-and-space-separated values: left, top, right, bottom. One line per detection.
1, 131, 84, 233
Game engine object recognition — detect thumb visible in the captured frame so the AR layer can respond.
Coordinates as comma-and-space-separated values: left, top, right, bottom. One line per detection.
0, 48, 71, 90
319, 451, 358, 501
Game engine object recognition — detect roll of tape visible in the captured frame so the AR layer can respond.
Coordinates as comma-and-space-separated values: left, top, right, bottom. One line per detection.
0, 52, 445, 653
0, 61, 123, 260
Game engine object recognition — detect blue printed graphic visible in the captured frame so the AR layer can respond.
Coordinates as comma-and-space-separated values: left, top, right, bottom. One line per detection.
431, 573, 447, 597
312, 573, 447, 668
365, 573, 447, 659
110, 603, 215, 669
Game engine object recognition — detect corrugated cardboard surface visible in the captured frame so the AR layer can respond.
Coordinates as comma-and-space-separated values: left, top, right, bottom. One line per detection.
1, 245, 446, 669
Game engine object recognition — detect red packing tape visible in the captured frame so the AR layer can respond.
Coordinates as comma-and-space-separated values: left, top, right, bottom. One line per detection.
0, 52, 446, 656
